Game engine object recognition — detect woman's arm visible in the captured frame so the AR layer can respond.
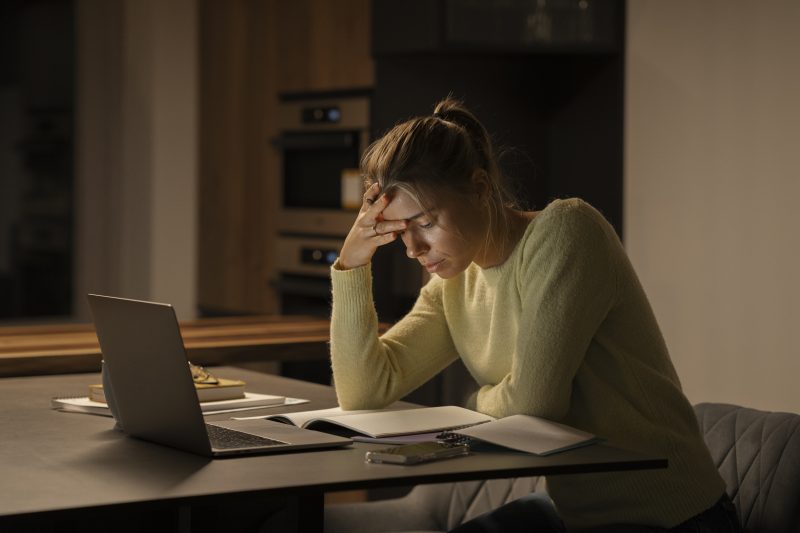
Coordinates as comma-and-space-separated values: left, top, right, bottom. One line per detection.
476, 203, 618, 420
330, 264, 459, 410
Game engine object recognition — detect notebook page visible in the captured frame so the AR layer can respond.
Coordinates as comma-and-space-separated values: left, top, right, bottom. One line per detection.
455, 414, 598, 456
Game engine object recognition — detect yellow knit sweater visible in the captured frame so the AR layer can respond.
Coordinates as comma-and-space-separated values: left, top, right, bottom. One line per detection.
330, 198, 724, 528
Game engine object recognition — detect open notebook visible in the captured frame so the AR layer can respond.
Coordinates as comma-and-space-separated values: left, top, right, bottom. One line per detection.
240, 405, 494, 438
235, 405, 600, 455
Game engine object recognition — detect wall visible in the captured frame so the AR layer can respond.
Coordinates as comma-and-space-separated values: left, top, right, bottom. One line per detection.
626, 1, 800, 412
75, 0, 198, 320
148, 0, 198, 315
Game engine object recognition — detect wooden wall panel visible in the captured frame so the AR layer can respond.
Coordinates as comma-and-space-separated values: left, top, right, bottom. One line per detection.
198, 0, 279, 314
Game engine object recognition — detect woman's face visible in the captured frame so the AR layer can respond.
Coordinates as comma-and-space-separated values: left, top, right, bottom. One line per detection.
380, 188, 487, 279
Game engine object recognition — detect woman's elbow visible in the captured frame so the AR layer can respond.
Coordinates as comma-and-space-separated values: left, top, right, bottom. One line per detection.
334, 386, 390, 410
336, 392, 370, 410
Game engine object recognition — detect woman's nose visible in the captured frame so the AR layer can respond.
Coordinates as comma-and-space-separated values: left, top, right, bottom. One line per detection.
402, 232, 427, 258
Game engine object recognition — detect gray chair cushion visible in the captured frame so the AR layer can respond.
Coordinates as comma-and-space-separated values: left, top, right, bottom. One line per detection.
324, 477, 541, 533
694, 402, 800, 533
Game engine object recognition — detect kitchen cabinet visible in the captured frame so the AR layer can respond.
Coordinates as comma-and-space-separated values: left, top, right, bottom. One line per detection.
373, 0, 621, 55
274, 0, 374, 93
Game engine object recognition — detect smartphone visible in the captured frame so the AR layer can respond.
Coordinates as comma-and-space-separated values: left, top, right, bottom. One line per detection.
365, 441, 470, 465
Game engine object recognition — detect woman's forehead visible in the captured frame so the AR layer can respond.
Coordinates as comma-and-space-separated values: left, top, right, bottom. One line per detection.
382, 189, 426, 221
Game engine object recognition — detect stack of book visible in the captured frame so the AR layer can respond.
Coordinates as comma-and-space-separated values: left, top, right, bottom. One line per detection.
52, 369, 293, 416
89, 376, 248, 403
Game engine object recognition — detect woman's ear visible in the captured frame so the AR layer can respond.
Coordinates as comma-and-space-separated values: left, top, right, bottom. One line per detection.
470, 169, 491, 204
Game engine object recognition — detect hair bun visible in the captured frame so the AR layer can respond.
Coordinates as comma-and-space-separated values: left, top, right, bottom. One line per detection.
432, 97, 464, 122
432, 111, 453, 125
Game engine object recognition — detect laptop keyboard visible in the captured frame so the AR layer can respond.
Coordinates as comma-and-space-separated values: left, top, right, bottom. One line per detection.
206, 424, 286, 450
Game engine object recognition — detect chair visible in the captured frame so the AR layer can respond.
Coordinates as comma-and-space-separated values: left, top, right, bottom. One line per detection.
325, 403, 800, 533
694, 402, 800, 532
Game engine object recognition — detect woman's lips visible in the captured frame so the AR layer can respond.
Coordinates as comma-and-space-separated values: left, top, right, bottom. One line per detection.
424, 259, 444, 273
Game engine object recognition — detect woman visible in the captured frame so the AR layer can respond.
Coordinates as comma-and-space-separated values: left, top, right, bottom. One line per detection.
329, 97, 739, 531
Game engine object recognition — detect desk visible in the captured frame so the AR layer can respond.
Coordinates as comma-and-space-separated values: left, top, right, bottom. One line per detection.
0, 315, 338, 377
0, 368, 667, 532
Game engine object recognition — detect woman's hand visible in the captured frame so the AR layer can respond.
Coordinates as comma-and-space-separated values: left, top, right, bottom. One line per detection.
337, 183, 407, 270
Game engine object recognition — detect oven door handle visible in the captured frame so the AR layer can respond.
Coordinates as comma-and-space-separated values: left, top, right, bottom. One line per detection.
271, 132, 356, 150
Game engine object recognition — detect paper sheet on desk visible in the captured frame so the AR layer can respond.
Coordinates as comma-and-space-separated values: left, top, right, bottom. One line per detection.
206, 397, 309, 414
52, 395, 309, 417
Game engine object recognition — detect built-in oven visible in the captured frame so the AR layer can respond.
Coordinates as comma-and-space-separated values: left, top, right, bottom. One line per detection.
272, 92, 370, 318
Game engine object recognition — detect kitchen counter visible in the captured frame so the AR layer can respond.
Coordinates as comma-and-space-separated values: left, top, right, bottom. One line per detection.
0, 315, 343, 377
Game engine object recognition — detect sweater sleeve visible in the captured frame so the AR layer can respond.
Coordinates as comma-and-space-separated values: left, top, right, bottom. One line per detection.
330, 262, 459, 410
476, 203, 617, 420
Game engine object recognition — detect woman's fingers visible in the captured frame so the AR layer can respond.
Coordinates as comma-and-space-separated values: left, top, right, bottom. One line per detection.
376, 231, 398, 245
362, 184, 398, 226
361, 183, 381, 212
371, 219, 407, 237
337, 182, 404, 270
364, 194, 390, 223
361, 184, 398, 232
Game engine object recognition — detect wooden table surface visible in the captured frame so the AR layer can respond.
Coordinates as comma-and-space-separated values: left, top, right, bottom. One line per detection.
0, 315, 337, 378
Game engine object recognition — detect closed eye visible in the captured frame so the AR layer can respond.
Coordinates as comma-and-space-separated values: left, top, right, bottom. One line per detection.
396, 220, 432, 236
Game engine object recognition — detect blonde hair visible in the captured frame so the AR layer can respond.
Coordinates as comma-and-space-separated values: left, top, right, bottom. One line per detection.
361, 96, 520, 252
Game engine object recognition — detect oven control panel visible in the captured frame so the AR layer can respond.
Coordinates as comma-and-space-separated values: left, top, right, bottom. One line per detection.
302, 106, 341, 124
301, 247, 339, 266
276, 236, 344, 277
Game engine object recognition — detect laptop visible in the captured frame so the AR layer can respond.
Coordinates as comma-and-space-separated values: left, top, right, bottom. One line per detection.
87, 294, 351, 457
